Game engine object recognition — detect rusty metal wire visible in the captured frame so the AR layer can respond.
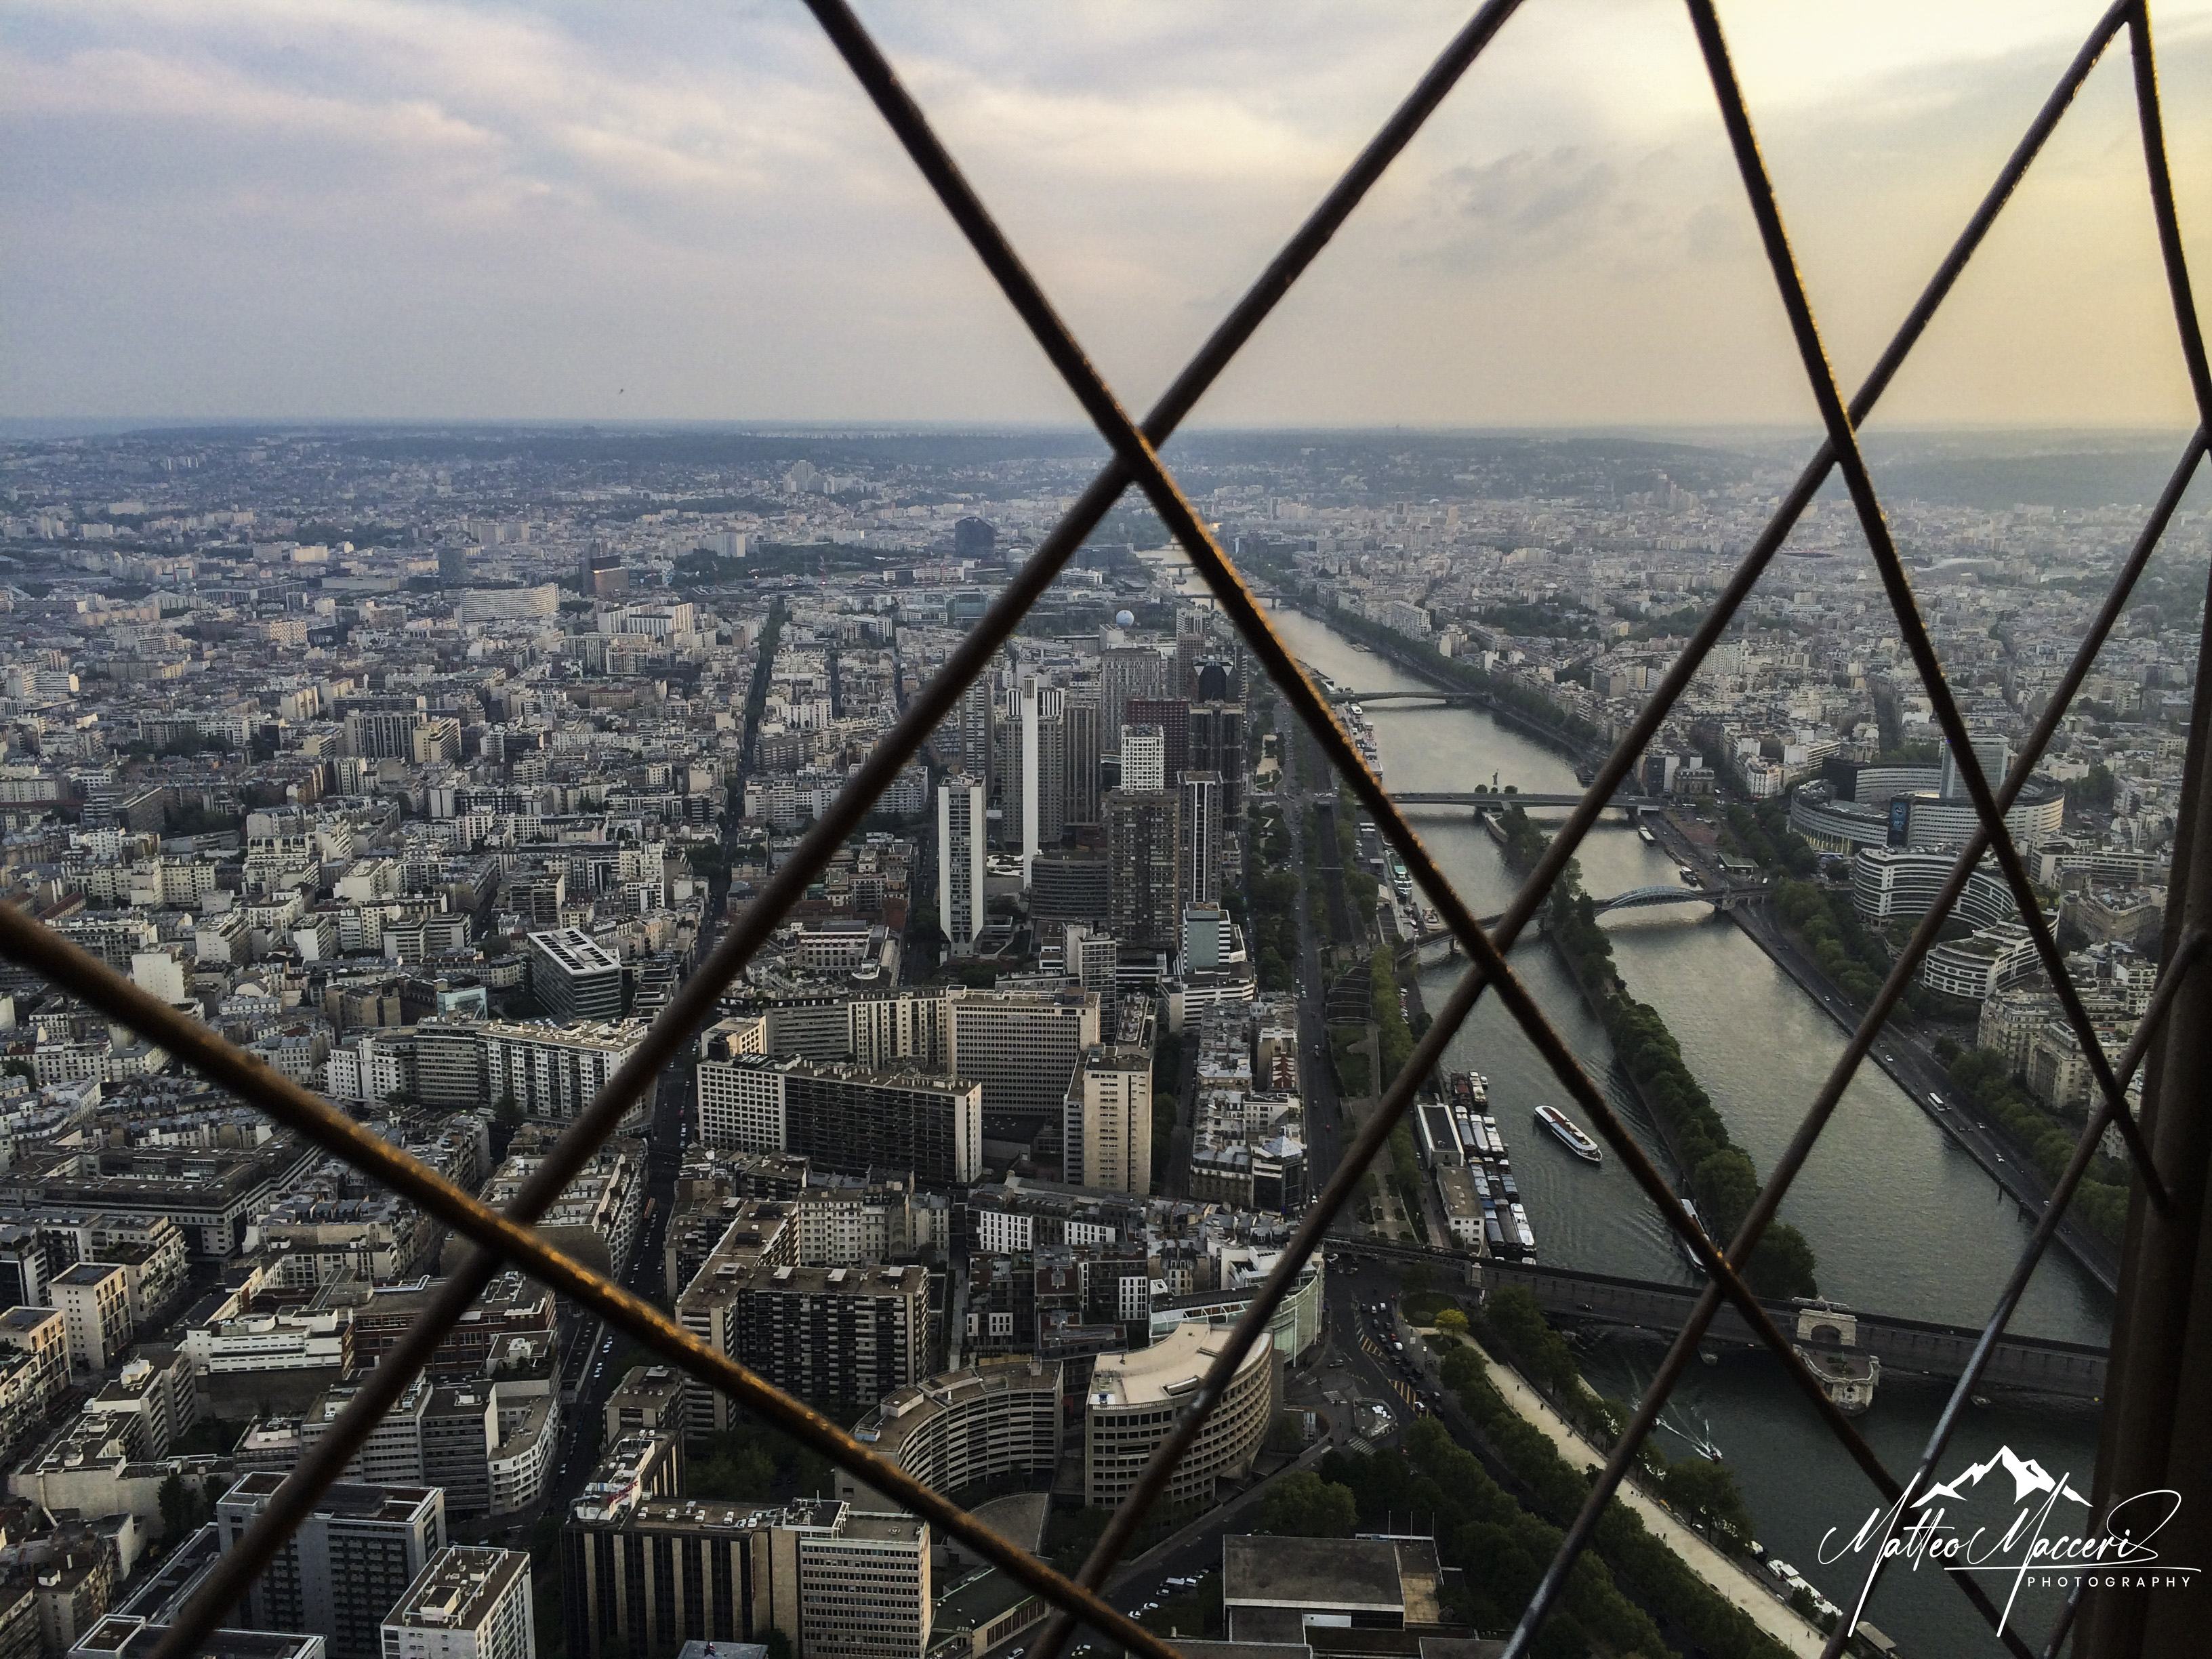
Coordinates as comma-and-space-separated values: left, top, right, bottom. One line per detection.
0, 4, 2196, 1659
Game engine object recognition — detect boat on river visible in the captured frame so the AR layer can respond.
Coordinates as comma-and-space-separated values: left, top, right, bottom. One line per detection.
1637, 823, 1657, 845
1677, 1199, 1708, 1270
1534, 1103, 1603, 1164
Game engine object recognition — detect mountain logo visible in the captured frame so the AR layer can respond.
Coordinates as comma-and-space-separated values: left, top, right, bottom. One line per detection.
1915, 1446, 2091, 1509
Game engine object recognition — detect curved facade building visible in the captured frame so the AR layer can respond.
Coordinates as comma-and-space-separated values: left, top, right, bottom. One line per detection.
1791, 778, 2065, 855
1921, 921, 2043, 1002
1788, 784, 1893, 853
1852, 847, 2018, 928
838, 1358, 1063, 1512
1082, 1321, 1272, 1508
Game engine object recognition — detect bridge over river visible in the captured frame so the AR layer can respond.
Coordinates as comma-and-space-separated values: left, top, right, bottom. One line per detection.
1391, 880, 1767, 962
1334, 1239, 2106, 1399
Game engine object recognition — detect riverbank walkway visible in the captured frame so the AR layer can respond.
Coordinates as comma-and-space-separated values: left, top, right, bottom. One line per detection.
1429, 1326, 1828, 1659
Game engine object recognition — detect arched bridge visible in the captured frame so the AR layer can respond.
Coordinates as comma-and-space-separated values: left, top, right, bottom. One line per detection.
1391, 881, 1765, 962
1597, 881, 1765, 914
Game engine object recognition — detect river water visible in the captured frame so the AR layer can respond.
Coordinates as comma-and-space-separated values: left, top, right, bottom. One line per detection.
1270, 609, 2109, 1657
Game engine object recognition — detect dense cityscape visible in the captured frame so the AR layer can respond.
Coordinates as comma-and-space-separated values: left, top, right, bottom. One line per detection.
0, 422, 2200, 1659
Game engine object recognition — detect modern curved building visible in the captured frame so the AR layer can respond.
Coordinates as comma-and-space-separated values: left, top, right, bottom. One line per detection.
1851, 846, 2019, 928
1920, 921, 2043, 1002
838, 1358, 1063, 1512
1082, 1321, 1272, 1508
1790, 777, 2064, 855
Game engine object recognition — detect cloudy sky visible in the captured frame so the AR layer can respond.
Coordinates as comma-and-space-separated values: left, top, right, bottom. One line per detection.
4, 0, 2209, 428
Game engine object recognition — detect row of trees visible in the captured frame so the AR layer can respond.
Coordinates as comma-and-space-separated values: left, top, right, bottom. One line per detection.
1723, 800, 1820, 880
1769, 878, 1934, 1021
1240, 802, 1301, 993
1310, 1399, 1789, 1659
1544, 858, 1820, 1299
1941, 1045, 2131, 1243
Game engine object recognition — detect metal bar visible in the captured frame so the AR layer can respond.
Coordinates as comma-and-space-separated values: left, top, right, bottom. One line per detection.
0, 904, 1191, 1659
1504, 419, 2206, 1658
2042, 1574, 2087, 1659
2127, 1, 2212, 425
1679, 0, 2182, 1216
1504, 5, 2194, 1648
147, 26, 1548, 1603
795, 0, 1923, 1622
2080, 22, 2212, 1647
1822, 928, 2208, 1659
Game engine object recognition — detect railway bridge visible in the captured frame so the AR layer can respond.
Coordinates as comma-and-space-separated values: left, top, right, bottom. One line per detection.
1330, 1239, 2107, 1399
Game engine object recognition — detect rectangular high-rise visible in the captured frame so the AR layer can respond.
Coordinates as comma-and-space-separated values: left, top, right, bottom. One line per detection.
694, 1053, 982, 1187
1004, 675, 1042, 878
1188, 699, 1246, 821
1062, 687, 1103, 827
1063, 1031, 1154, 1195
1126, 698, 1190, 777
1179, 770, 1223, 909
944, 987, 1101, 1124
1101, 644, 1174, 741
525, 928, 624, 1023
562, 1437, 931, 1659
1119, 726, 1167, 794
937, 775, 985, 956
954, 676, 995, 796
1105, 789, 1181, 951
676, 1257, 929, 1422
217, 1476, 445, 1659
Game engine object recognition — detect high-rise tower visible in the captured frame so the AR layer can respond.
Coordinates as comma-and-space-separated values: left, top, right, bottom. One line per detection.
938, 775, 985, 954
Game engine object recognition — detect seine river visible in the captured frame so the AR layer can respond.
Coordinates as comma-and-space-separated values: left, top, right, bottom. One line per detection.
1270, 608, 2109, 1656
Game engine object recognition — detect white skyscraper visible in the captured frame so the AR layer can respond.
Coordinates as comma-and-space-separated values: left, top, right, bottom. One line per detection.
939, 774, 986, 954
1121, 724, 1167, 793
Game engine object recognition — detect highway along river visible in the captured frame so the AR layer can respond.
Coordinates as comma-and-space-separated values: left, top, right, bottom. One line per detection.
1273, 609, 2108, 1656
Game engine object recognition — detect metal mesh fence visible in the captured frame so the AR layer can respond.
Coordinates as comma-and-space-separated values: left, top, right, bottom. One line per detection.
0, 2, 2203, 1657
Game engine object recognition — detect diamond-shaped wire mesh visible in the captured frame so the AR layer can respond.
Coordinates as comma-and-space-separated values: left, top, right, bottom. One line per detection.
0, 4, 2203, 1659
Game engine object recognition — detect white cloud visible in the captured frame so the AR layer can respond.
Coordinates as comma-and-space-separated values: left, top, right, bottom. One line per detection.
1, 0, 2205, 424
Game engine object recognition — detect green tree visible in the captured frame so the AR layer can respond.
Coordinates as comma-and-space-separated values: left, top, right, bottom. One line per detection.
156, 1477, 190, 1548
762, 1631, 796, 1659
1745, 1223, 1820, 1300
1435, 1307, 1469, 1336
1258, 1470, 1358, 1538
1660, 1455, 1756, 1549
2071, 764, 2117, 811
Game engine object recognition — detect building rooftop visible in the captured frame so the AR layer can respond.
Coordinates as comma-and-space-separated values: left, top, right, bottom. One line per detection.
383, 1546, 530, 1631
55, 1261, 125, 1288
1087, 1319, 1265, 1410
1221, 1536, 1420, 1616
222, 1472, 440, 1524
